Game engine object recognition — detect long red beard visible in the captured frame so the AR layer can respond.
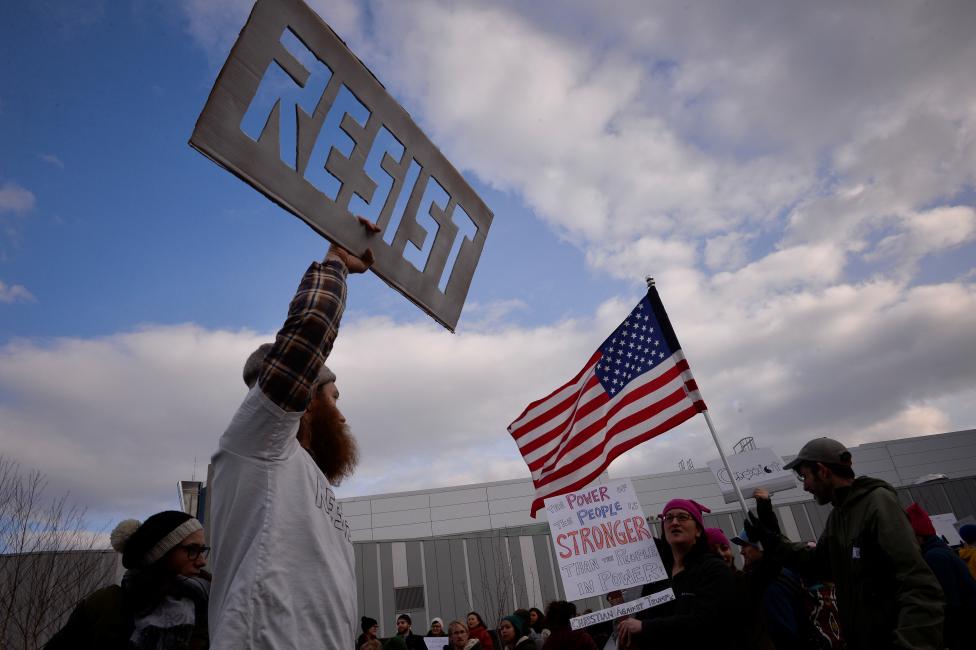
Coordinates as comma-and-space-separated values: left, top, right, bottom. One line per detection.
298, 394, 359, 485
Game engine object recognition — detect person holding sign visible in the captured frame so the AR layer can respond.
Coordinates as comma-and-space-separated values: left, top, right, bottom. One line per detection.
617, 499, 739, 648
207, 219, 380, 650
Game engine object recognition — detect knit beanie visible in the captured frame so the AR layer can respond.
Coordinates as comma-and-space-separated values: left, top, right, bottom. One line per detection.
905, 503, 936, 537
502, 615, 524, 637
110, 510, 202, 569
960, 524, 976, 544
429, 617, 444, 630
660, 498, 711, 530
361, 616, 378, 633
705, 527, 730, 547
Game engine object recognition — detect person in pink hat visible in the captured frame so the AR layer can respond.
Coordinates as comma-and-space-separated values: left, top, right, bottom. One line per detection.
616, 499, 742, 648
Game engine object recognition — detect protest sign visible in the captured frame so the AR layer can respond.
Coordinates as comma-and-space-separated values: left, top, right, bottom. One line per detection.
423, 638, 445, 650
707, 447, 796, 504
930, 513, 963, 546
190, 0, 493, 331
569, 587, 675, 630
544, 479, 667, 600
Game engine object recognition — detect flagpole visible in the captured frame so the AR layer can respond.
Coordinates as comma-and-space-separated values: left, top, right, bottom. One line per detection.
644, 276, 751, 517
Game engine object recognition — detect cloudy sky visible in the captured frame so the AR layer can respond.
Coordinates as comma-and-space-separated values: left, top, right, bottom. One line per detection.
1, 0, 975, 528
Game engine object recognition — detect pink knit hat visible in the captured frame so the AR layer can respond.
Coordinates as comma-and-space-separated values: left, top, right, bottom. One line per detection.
660, 499, 711, 530
705, 527, 730, 547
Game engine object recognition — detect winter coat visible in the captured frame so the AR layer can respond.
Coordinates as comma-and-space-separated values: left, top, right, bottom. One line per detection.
44, 576, 209, 650
959, 546, 976, 580
636, 544, 740, 647
919, 535, 976, 649
541, 628, 597, 650
777, 476, 944, 650
468, 624, 494, 650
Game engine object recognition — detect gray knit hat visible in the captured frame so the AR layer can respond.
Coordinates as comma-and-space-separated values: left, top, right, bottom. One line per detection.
243, 343, 336, 388
110, 511, 202, 569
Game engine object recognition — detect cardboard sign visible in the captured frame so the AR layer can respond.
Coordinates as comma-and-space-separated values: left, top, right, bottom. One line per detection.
569, 588, 675, 630
190, 0, 493, 331
707, 447, 796, 504
544, 479, 667, 601
930, 513, 963, 546
423, 638, 446, 650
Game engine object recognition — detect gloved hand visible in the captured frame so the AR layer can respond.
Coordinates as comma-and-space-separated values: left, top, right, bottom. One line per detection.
743, 511, 782, 554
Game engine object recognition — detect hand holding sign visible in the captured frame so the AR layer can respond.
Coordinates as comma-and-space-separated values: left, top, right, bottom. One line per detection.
326, 217, 381, 273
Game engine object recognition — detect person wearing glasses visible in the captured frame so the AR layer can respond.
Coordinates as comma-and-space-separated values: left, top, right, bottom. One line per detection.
46, 510, 210, 649
616, 499, 740, 648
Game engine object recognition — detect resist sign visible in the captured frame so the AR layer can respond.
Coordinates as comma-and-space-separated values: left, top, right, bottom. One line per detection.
190, 0, 492, 331
544, 479, 666, 600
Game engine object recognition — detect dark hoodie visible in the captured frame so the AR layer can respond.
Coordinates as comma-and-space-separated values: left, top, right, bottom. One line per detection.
777, 476, 944, 649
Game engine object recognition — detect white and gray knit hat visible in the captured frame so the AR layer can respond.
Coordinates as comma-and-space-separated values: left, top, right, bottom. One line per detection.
110, 511, 202, 569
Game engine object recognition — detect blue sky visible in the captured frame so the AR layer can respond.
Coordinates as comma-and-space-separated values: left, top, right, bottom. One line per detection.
1, 0, 975, 529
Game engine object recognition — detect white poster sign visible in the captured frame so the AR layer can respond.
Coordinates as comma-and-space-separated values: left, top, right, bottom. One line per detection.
707, 447, 796, 504
569, 588, 675, 630
930, 513, 963, 546
544, 479, 667, 601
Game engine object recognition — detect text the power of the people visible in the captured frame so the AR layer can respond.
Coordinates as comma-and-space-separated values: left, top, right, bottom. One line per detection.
544, 479, 666, 600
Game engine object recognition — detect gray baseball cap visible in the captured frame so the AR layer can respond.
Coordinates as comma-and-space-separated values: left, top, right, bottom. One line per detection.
784, 437, 851, 470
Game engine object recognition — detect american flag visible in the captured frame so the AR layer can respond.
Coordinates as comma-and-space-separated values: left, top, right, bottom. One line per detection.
508, 284, 707, 517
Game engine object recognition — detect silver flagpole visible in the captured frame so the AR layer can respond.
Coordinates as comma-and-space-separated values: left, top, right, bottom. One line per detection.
703, 410, 750, 517
644, 276, 750, 517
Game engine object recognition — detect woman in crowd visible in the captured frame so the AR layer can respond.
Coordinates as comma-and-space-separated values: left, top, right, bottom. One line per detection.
427, 617, 448, 637
705, 527, 736, 570
46, 510, 210, 649
617, 499, 739, 648
467, 611, 494, 650
357, 616, 379, 650
527, 607, 549, 648
497, 615, 533, 650
541, 601, 596, 650
448, 620, 482, 650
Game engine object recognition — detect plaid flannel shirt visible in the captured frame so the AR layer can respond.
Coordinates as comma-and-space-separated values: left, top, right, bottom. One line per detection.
258, 258, 348, 412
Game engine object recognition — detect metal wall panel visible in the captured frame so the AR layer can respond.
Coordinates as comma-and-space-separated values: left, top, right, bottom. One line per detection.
506, 536, 529, 608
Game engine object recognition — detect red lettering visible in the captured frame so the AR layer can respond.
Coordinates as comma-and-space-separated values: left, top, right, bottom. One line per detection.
599, 486, 608, 501
633, 516, 652, 541
580, 527, 596, 554
600, 523, 617, 548
624, 518, 636, 543
556, 533, 573, 559
566, 494, 577, 509
614, 520, 628, 544
593, 525, 605, 550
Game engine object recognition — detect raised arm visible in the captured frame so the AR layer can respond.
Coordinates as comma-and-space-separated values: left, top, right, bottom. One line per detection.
257, 219, 379, 412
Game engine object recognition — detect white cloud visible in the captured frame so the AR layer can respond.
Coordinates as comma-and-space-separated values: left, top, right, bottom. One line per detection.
0, 281, 34, 304
141, 1, 976, 515
0, 182, 35, 216
39, 153, 64, 169
3, 272, 975, 520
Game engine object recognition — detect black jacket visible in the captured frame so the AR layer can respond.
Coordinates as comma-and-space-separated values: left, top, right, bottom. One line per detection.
919, 535, 976, 649
637, 544, 739, 647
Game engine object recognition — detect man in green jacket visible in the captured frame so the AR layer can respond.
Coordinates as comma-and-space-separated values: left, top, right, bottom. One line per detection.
746, 437, 944, 650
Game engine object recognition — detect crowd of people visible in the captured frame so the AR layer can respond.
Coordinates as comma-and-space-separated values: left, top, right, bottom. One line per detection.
44, 233, 976, 649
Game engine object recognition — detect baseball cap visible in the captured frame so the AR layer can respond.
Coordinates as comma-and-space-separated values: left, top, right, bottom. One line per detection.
731, 528, 757, 547
784, 437, 851, 470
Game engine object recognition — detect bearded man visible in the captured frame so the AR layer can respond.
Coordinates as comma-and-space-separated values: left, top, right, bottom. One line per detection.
208, 221, 378, 649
